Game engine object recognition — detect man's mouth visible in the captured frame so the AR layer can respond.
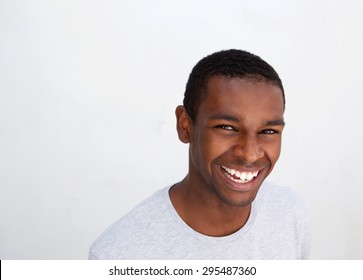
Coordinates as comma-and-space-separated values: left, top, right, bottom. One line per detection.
221, 165, 260, 184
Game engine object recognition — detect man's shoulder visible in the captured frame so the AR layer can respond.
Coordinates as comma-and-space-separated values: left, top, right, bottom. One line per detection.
258, 181, 304, 203
89, 186, 171, 259
253, 181, 311, 259
256, 181, 308, 216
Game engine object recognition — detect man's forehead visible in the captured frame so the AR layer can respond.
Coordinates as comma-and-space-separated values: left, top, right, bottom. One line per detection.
192, 76, 284, 124
203, 76, 283, 103
196, 78, 284, 122
204, 77, 283, 104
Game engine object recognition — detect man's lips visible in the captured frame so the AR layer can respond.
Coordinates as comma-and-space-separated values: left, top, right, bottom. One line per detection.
221, 165, 261, 184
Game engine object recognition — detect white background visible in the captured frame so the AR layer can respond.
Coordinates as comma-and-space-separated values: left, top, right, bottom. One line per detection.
0, 0, 362, 259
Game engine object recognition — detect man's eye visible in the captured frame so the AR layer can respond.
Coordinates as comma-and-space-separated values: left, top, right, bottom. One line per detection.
262, 129, 279, 134
218, 125, 235, 131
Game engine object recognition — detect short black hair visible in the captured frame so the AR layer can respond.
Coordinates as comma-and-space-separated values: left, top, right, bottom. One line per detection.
183, 49, 285, 123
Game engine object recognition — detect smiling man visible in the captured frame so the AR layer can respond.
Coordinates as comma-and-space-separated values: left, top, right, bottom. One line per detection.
89, 50, 311, 259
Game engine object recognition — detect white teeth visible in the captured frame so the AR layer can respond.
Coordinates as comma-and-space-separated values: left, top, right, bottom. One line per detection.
240, 172, 247, 182
222, 166, 260, 184
246, 172, 253, 181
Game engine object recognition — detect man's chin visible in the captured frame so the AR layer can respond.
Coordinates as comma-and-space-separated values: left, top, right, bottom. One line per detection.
211, 186, 260, 209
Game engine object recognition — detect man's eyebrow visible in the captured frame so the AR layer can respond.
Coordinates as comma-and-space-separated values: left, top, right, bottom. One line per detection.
208, 113, 242, 122
263, 119, 285, 126
208, 113, 285, 126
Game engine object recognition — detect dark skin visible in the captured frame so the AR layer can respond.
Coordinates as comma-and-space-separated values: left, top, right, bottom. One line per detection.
170, 76, 285, 237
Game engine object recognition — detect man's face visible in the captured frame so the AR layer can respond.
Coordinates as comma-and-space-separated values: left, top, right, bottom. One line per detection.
188, 76, 285, 207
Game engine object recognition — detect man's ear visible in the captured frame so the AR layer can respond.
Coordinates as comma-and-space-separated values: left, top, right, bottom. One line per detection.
175, 105, 193, 144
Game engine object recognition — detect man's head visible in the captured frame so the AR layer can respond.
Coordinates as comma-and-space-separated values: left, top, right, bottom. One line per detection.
176, 49, 285, 209
183, 49, 285, 124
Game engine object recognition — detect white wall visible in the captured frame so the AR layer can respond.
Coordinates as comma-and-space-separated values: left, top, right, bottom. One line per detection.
0, 0, 362, 259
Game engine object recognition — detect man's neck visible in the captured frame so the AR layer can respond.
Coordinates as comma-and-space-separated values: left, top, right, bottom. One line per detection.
169, 177, 251, 237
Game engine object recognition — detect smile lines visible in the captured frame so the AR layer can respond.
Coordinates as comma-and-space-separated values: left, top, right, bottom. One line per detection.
221, 166, 260, 184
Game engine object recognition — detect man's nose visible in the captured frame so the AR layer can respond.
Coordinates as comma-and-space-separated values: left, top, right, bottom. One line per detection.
232, 135, 264, 164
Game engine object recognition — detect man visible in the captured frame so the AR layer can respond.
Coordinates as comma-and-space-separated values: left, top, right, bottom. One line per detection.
89, 49, 311, 259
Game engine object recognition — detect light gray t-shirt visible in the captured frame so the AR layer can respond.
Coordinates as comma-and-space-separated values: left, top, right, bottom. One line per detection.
89, 182, 311, 259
